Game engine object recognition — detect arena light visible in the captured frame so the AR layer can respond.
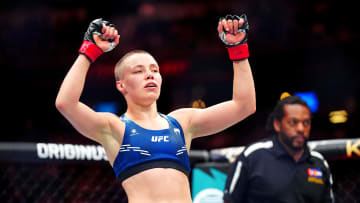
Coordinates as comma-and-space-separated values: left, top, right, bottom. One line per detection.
280, 92, 291, 100
95, 102, 118, 113
191, 99, 206, 108
294, 91, 319, 113
329, 110, 348, 124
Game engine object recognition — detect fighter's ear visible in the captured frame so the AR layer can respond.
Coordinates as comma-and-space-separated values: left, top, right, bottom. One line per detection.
116, 80, 127, 94
273, 119, 281, 133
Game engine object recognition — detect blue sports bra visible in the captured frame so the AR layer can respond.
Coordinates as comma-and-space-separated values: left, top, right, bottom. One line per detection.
112, 114, 191, 182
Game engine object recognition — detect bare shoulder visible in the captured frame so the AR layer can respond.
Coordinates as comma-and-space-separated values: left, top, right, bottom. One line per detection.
103, 112, 123, 122
168, 108, 202, 140
168, 108, 198, 124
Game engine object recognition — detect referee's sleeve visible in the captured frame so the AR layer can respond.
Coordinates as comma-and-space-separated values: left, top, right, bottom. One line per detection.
323, 159, 335, 203
223, 154, 248, 203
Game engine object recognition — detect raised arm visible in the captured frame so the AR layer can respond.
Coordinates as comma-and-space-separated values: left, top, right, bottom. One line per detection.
170, 14, 256, 139
55, 19, 120, 143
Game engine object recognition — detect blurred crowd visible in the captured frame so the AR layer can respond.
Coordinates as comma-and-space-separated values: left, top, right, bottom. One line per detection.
2, 0, 359, 149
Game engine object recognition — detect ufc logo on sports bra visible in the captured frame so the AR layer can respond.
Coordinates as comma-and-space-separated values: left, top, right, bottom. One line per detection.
151, 136, 169, 142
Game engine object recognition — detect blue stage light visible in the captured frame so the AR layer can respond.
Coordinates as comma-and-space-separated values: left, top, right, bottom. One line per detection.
294, 91, 319, 113
95, 102, 118, 114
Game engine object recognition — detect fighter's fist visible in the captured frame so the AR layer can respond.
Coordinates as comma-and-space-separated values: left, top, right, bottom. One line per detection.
218, 14, 248, 46
93, 23, 120, 52
218, 14, 249, 61
79, 18, 120, 63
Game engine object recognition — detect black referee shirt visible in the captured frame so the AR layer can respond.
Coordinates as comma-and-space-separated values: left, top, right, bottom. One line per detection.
223, 135, 335, 203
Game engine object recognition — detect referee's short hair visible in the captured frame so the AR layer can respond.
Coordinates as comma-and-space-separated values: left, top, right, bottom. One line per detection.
265, 95, 311, 134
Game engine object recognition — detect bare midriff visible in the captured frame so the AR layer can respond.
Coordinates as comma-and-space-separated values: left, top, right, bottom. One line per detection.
122, 168, 192, 203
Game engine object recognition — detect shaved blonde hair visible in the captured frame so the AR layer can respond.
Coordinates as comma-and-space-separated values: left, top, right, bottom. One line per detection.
114, 50, 153, 81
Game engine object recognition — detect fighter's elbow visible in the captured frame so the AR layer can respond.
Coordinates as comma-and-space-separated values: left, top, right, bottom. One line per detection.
55, 97, 71, 114
246, 92, 256, 114
249, 98, 256, 114
236, 96, 256, 117
244, 102, 256, 118
55, 98, 66, 113
249, 102, 256, 115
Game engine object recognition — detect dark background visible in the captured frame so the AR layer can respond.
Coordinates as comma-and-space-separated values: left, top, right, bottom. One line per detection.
2, 0, 359, 149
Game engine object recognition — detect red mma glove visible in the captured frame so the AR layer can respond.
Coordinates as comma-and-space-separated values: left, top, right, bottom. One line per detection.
219, 14, 250, 61
78, 18, 116, 63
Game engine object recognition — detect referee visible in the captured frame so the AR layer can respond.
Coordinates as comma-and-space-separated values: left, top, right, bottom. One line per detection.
223, 95, 335, 203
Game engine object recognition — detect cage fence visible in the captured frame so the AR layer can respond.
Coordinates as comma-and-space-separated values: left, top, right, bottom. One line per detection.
0, 139, 359, 203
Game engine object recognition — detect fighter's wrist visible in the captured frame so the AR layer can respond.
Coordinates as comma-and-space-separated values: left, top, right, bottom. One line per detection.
227, 43, 249, 61
78, 40, 103, 63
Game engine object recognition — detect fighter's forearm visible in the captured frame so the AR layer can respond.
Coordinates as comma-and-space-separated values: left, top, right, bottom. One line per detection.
232, 59, 256, 111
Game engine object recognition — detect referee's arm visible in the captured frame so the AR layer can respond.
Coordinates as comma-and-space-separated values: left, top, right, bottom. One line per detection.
323, 162, 335, 203
223, 155, 248, 203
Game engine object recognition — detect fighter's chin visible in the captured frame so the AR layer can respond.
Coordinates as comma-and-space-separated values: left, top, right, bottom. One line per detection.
141, 94, 160, 104
149, 92, 160, 100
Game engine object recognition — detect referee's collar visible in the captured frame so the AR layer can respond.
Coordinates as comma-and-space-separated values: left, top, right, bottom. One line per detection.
272, 135, 311, 162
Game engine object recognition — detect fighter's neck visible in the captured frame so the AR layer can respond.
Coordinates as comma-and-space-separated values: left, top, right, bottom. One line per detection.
125, 103, 159, 121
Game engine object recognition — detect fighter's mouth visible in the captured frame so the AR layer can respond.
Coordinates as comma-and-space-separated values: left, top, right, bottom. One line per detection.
144, 82, 157, 88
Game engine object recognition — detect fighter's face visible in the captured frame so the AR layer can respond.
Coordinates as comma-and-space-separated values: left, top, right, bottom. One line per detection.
274, 104, 311, 151
117, 53, 162, 105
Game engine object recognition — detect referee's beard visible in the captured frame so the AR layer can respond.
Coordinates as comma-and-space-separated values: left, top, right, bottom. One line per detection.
279, 132, 308, 152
